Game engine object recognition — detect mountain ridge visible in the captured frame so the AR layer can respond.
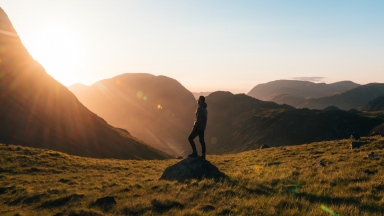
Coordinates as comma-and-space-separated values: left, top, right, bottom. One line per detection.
271, 83, 384, 110
247, 80, 359, 101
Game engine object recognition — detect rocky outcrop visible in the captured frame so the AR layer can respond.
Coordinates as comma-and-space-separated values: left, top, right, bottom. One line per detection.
160, 157, 225, 182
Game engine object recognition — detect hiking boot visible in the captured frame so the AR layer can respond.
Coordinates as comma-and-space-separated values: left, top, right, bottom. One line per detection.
200, 154, 206, 160
188, 151, 198, 158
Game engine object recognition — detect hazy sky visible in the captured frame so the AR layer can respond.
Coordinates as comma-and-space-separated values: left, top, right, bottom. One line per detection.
1, 0, 383, 93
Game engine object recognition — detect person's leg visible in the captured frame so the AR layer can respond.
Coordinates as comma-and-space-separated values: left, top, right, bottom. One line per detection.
198, 130, 206, 159
188, 130, 199, 157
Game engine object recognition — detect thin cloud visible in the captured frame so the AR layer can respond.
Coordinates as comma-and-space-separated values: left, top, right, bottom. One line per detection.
289, 77, 325, 82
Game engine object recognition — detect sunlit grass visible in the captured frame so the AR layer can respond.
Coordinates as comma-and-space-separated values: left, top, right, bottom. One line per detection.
0, 136, 384, 215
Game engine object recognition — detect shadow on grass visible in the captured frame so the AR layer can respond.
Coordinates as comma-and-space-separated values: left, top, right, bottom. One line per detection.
39, 194, 84, 208
120, 198, 184, 215
68, 208, 104, 216
8, 193, 47, 205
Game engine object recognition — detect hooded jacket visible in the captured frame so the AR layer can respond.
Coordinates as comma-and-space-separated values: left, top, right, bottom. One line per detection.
193, 102, 208, 130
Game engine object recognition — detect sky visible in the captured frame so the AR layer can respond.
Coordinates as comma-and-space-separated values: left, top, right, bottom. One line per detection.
1, 0, 383, 93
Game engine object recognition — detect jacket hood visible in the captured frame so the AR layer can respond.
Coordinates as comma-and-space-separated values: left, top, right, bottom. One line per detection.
199, 102, 207, 108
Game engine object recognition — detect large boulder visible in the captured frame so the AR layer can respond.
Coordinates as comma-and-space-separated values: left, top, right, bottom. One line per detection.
160, 157, 226, 182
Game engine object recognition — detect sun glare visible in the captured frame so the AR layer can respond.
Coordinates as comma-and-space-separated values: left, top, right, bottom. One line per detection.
27, 25, 83, 86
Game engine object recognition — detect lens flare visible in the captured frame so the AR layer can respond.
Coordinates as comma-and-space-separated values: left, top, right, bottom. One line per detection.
292, 184, 300, 196
143, 96, 148, 100
321, 205, 341, 216
157, 104, 161, 109
116, 80, 121, 85
211, 137, 217, 144
136, 91, 143, 99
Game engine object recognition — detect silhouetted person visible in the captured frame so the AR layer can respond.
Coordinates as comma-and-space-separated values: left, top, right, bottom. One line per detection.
188, 95, 207, 160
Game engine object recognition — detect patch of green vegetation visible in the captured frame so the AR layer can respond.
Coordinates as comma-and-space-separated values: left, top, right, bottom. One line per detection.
0, 137, 384, 215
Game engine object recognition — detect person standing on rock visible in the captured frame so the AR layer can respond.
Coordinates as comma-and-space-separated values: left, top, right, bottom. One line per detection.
188, 95, 208, 160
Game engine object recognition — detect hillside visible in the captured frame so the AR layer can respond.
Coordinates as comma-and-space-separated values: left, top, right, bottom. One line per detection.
247, 80, 359, 101
1, 136, 384, 215
0, 8, 172, 160
270, 94, 307, 107
205, 92, 383, 154
297, 83, 384, 110
69, 74, 197, 156
360, 96, 384, 111
271, 83, 384, 110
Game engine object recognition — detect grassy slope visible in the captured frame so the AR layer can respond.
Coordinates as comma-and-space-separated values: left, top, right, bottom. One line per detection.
1, 137, 384, 216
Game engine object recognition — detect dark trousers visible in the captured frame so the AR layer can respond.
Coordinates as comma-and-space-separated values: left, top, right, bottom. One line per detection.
188, 129, 206, 155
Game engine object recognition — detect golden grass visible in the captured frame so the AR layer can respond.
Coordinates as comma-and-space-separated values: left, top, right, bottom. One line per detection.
0, 136, 384, 215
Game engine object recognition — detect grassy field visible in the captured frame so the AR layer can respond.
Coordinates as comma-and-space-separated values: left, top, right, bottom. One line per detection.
1, 136, 384, 216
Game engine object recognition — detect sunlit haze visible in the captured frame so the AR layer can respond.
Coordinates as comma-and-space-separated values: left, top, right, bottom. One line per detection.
1, 0, 383, 93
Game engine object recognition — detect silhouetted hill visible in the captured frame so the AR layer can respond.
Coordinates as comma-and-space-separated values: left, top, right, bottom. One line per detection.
360, 96, 384, 111
205, 91, 382, 154
192, 92, 212, 100
323, 106, 341, 111
69, 74, 197, 156
247, 80, 359, 101
0, 8, 172, 160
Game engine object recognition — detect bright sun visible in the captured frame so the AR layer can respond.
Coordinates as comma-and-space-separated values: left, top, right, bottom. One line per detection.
27, 25, 83, 86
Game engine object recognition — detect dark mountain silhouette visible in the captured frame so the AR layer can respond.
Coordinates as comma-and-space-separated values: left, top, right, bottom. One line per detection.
360, 96, 384, 111
204, 91, 382, 154
192, 92, 212, 100
69, 74, 197, 156
247, 80, 359, 101
323, 106, 341, 111
0, 8, 172, 160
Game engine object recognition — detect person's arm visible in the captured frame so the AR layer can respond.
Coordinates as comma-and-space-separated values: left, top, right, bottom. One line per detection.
193, 107, 202, 129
